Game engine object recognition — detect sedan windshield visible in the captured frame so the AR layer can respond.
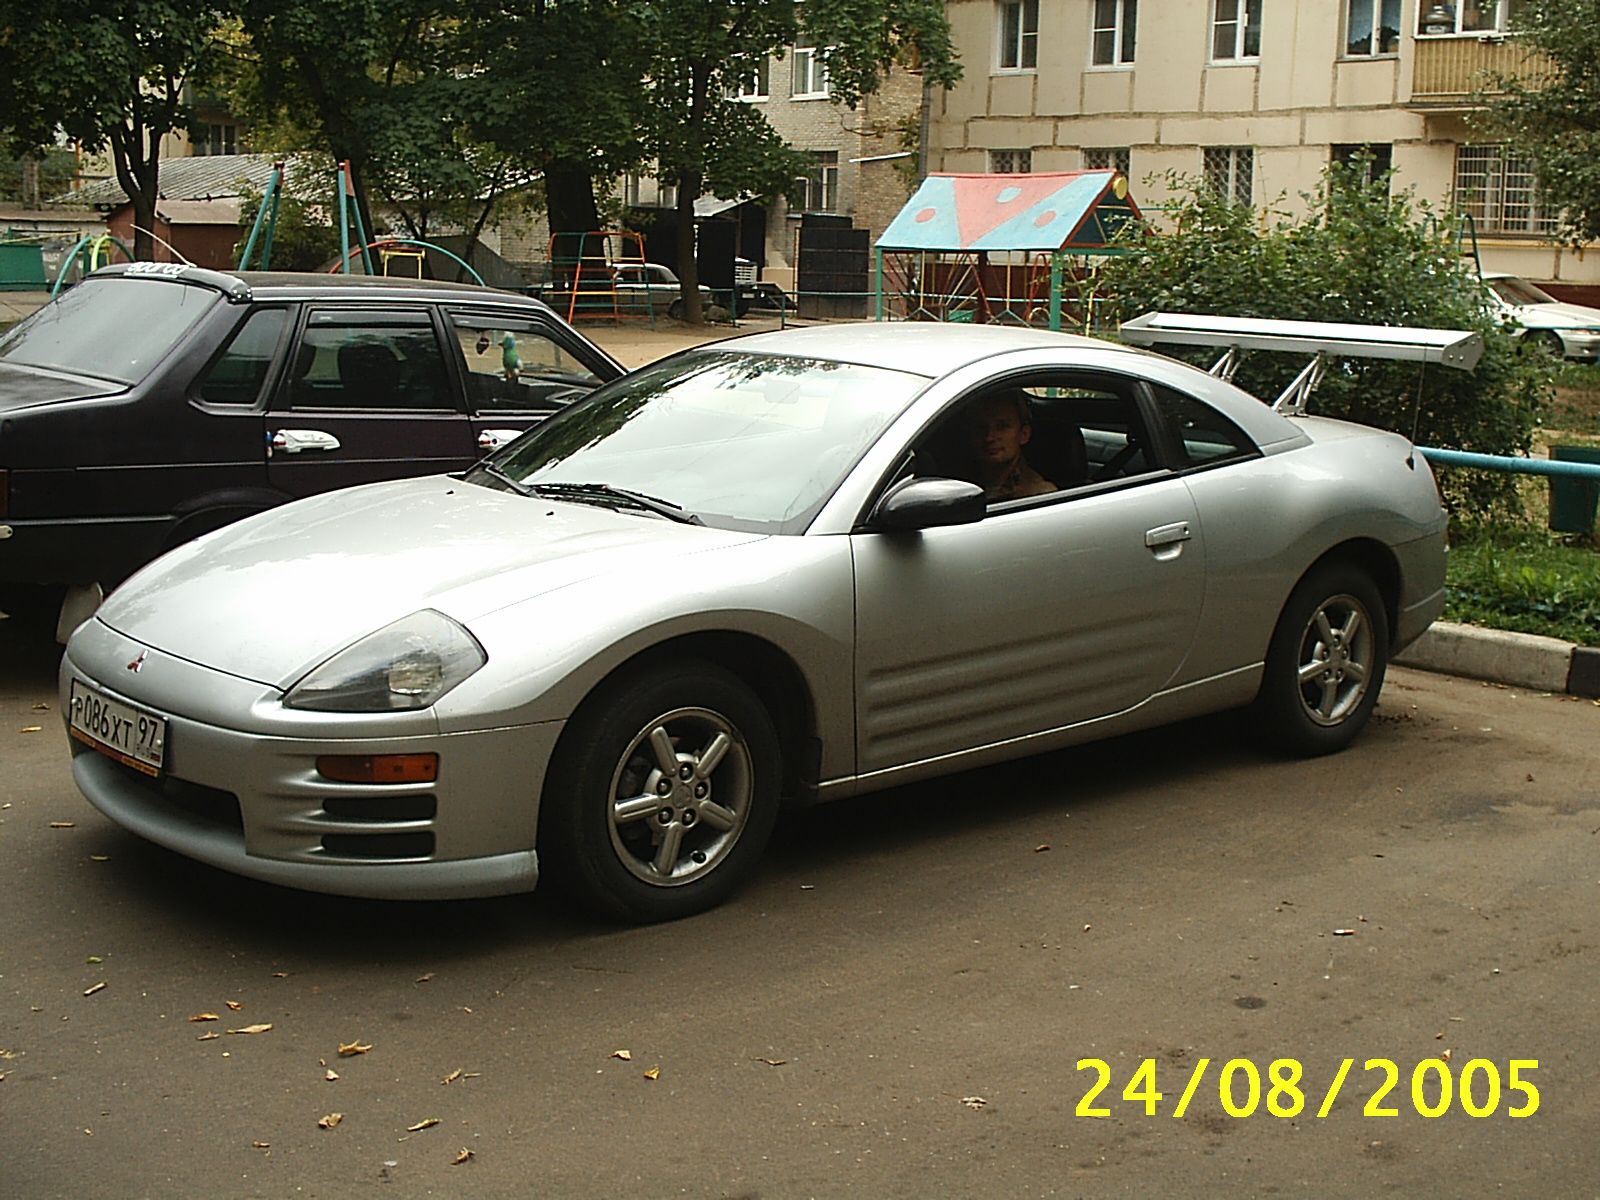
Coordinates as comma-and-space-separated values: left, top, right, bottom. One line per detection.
0, 276, 218, 384
1489, 277, 1557, 306
469, 349, 929, 533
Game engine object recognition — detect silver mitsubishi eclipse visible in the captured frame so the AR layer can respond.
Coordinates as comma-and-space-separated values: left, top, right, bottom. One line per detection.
60, 320, 1456, 921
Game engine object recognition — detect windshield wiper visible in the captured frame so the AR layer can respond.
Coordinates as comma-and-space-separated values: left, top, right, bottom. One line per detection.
475, 461, 534, 497
531, 482, 703, 525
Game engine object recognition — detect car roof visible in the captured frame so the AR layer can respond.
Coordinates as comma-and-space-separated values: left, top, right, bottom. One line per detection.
710, 321, 1142, 377
87, 263, 544, 308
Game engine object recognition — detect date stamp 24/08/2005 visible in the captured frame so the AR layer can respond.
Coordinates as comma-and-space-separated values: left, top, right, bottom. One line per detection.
1076, 1058, 1540, 1120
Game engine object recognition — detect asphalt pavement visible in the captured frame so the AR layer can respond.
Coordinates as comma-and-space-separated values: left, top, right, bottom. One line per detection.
3, 610, 1598, 1198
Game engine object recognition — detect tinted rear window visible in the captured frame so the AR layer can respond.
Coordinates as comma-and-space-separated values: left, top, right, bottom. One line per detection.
0, 277, 218, 385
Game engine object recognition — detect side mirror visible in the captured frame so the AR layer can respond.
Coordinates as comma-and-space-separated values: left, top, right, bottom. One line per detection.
869, 477, 986, 532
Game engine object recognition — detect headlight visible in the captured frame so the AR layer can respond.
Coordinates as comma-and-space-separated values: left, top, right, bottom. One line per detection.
284, 610, 486, 712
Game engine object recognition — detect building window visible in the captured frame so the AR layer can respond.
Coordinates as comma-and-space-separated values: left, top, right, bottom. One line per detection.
1203, 146, 1254, 205
791, 47, 830, 98
1211, 0, 1263, 61
737, 57, 770, 100
998, 0, 1040, 71
794, 151, 840, 212
1084, 147, 1132, 176
1091, 0, 1137, 66
989, 149, 1033, 174
1454, 144, 1556, 235
194, 122, 237, 156
1331, 143, 1393, 187
1345, 0, 1400, 55
1417, 0, 1521, 37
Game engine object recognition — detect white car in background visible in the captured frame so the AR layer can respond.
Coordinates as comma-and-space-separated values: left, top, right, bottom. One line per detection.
1483, 272, 1600, 361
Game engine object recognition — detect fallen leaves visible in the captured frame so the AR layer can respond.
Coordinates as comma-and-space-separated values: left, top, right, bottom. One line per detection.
755, 1058, 788, 1067
415, 973, 434, 984
961, 1096, 988, 1110
19, 725, 42, 734
337, 1040, 373, 1057
442, 1068, 463, 1084
49, 821, 76, 829
1034, 843, 1051, 853
452, 1148, 474, 1165
609, 1049, 632, 1062
89, 855, 110, 863
406, 1118, 440, 1132
251, 1141, 270, 1151
196, 1032, 220, 1042
643, 1067, 661, 1081
83, 982, 106, 997
190, 1013, 220, 1023
227, 1023, 273, 1036
317, 1112, 343, 1130
325, 1069, 339, 1082
225, 1000, 243, 1011
1332, 928, 1357, 937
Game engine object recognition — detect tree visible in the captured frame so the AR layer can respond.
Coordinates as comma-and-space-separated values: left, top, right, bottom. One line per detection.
632, 0, 961, 321
1482, 0, 1600, 245
0, 147, 78, 206
0, 1, 232, 261
1093, 163, 1547, 514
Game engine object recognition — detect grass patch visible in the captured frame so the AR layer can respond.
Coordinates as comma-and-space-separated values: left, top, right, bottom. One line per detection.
1445, 524, 1600, 647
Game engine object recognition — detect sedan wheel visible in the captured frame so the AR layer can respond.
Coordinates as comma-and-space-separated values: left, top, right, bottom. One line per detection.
1255, 563, 1388, 756
542, 660, 781, 921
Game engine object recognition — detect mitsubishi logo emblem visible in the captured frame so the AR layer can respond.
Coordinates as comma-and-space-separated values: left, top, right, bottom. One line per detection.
127, 651, 147, 673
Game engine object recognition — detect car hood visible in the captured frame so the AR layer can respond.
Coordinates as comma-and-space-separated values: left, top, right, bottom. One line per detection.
95, 475, 766, 689
1511, 301, 1600, 330
0, 362, 124, 411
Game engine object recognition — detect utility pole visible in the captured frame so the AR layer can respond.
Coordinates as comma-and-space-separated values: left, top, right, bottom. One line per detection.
21, 157, 40, 209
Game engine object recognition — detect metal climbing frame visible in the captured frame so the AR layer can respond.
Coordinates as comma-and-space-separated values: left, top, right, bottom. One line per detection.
545, 230, 655, 324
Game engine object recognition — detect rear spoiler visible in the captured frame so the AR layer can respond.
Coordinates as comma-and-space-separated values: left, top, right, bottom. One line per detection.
1118, 312, 1483, 414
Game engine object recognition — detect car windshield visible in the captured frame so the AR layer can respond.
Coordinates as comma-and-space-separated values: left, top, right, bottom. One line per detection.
469, 349, 929, 533
1490, 277, 1557, 306
0, 276, 219, 385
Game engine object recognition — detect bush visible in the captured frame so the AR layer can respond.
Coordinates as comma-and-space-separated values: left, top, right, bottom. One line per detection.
1093, 164, 1549, 514
234, 180, 343, 273
1445, 524, 1600, 646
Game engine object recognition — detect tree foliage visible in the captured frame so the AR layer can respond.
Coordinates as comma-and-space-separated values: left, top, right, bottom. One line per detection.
0, 0, 232, 260
1483, 0, 1600, 246
1093, 164, 1548, 514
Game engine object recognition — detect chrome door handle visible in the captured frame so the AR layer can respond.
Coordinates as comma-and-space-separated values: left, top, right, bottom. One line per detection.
271, 429, 342, 454
1145, 521, 1192, 548
477, 428, 523, 451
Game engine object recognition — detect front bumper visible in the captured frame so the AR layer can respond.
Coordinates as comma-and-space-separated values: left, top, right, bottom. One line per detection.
61, 622, 561, 901
1553, 329, 1600, 361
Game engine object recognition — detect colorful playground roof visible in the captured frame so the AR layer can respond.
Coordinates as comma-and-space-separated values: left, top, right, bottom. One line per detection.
877, 170, 1142, 253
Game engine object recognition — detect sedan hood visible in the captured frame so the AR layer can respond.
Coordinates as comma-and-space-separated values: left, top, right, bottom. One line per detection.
1514, 301, 1600, 330
97, 476, 764, 689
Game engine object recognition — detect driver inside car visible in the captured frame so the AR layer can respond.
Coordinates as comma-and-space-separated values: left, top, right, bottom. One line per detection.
969, 391, 1057, 501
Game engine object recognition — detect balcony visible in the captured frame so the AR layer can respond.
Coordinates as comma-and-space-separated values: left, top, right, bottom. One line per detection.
1408, 36, 1550, 108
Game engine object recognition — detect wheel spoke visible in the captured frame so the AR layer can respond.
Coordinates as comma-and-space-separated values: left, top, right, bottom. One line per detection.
697, 799, 738, 832
652, 822, 685, 876
1316, 677, 1339, 719
1344, 660, 1367, 684
1314, 610, 1337, 647
614, 793, 661, 824
694, 731, 731, 779
647, 726, 679, 775
1298, 658, 1328, 685
1336, 608, 1363, 644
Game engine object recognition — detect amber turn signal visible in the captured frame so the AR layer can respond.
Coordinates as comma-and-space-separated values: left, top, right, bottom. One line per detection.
316, 753, 439, 784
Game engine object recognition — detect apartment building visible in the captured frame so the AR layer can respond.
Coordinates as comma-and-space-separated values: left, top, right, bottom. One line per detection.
934, 0, 1598, 289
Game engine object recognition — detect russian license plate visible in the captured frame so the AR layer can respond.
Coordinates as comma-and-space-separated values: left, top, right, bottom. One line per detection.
68, 679, 167, 777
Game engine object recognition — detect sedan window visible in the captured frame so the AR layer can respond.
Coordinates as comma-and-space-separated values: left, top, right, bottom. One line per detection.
197, 307, 289, 405
285, 313, 453, 411
448, 312, 601, 415
0, 277, 217, 385
1150, 384, 1258, 468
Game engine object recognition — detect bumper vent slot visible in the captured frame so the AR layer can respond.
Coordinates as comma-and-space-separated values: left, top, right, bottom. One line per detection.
321, 795, 437, 823
320, 832, 435, 860
109, 759, 243, 831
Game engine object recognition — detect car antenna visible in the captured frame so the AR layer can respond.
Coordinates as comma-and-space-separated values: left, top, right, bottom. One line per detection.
130, 225, 194, 267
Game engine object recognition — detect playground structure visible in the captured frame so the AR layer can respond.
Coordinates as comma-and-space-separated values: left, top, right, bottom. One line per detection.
238, 160, 487, 285
873, 170, 1142, 331
545, 230, 659, 325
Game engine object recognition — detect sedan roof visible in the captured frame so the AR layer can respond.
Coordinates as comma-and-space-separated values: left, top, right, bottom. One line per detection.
715, 321, 1139, 378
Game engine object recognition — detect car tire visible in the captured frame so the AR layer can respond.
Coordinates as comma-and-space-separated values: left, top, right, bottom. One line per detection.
541, 659, 782, 922
1253, 562, 1389, 757
1533, 330, 1566, 360
667, 299, 685, 321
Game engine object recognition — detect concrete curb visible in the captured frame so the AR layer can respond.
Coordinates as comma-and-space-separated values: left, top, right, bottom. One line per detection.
1395, 621, 1600, 698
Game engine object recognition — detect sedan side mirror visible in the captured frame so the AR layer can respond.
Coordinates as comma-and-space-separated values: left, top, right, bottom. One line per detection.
869, 477, 986, 532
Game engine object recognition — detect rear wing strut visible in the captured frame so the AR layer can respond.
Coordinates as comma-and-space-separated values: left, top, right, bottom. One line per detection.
1118, 312, 1483, 414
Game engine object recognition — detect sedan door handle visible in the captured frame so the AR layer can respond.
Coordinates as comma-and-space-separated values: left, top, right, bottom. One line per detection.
1145, 521, 1192, 548
477, 428, 523, 452
271, 429, 342, 454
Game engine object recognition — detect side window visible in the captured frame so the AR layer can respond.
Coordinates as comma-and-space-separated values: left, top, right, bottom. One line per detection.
1151, 384, 1257, 468
197, 307, 288, 405
448, 312, 601, 414
286, 312, 452, 411
912, 374, 1158, 506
